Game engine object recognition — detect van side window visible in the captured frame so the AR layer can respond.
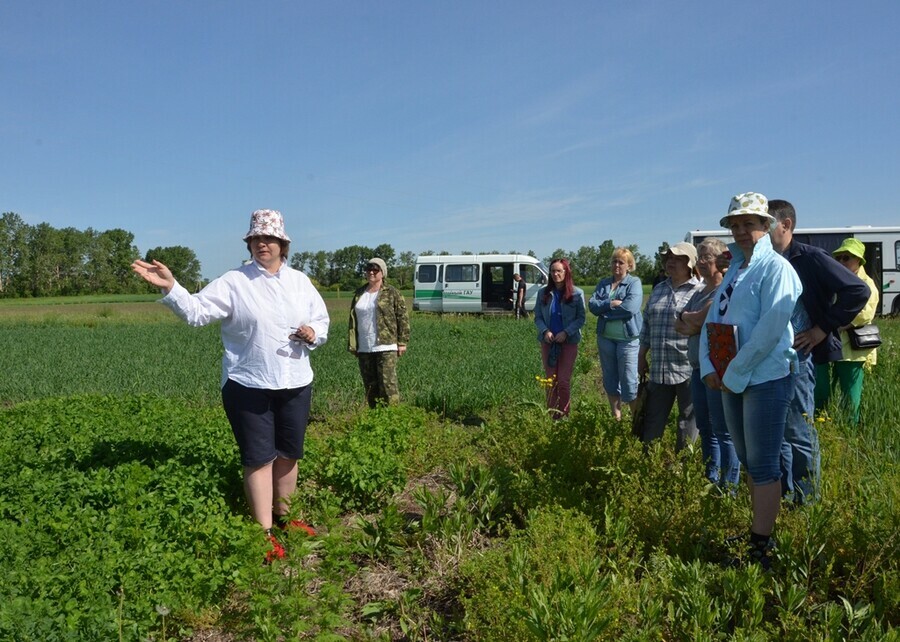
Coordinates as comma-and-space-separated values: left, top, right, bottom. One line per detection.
519, 264, 543, 284
417, 264, 437, 282
446, 264, 479, 282
895, 241, 900, 269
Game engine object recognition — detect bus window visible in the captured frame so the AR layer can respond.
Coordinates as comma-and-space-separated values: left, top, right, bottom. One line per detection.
519, 263, 544, 285
446, 264, 478, 282
417, 264, 437, 282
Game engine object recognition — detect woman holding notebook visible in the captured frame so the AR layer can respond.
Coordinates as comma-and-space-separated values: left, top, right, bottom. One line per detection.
699, 192, 802, 571
675, 237, 739, 490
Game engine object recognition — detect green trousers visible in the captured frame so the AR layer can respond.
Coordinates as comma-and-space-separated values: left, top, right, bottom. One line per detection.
357, 351, 400, 409
815, 361, 864, 425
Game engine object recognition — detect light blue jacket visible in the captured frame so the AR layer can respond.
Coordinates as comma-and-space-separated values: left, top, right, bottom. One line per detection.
534, 286, 586, 344
588, 274, 643, 340
700, 234, 802, 393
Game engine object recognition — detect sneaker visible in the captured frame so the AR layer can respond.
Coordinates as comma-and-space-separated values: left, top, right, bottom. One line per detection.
275, 517, 316, 537
748, 536, 776, 571
722, 534, 776, 571
264, 531, 285, 564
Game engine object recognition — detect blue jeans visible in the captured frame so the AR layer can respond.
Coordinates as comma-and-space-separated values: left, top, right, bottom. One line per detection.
597, 336, 639, 402
781, 353, 821, 503
691, 369, 741, 488
722, 375, 793, 484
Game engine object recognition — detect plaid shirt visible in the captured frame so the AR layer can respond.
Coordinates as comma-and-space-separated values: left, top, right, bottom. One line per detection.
640, 276, 702, 384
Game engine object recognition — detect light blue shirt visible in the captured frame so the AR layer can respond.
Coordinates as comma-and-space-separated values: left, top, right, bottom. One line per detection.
699, 234, 802, 393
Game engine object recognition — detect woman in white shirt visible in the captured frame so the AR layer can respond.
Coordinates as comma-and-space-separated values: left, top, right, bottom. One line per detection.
132, 209, 329, 562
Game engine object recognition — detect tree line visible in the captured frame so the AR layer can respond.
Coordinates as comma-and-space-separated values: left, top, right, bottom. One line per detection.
0, 212, 201, 297
1, 211, 671, 297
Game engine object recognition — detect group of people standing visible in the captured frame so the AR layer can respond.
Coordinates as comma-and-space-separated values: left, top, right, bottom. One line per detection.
132, 201, 877, 570
534, 192, 877, 569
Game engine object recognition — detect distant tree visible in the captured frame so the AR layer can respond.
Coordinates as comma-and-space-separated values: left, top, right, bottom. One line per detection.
329, 244, 374, 289
0, 212, 28, 295
290, 249, 328, 282
309, 250, 330, 284
569, 246, 597, 284
145, 246, 202, 292
290, 250, 313, 273
372, 243, 395, 266
595, 240, 616, 281
57, 227, 90, 295
393, 251, 416, 288
543, 249, 568, 265
642, 241, 671, 286
22, 223, 65, 296
85, 228, 142, 294
629, 245, 656, 284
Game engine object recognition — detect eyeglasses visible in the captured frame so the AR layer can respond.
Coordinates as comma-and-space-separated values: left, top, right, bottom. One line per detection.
834, 254, 854, 263
365, 265, 381, 273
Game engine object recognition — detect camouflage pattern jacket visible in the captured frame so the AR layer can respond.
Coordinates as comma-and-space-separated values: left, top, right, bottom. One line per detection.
347, 284, 410, 353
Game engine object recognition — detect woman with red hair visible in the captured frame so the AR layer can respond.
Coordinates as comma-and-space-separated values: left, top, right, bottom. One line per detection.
534, 258, 586, 418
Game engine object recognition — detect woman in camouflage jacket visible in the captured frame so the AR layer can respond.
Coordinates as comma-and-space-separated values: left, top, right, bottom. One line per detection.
348, 257, 410, 407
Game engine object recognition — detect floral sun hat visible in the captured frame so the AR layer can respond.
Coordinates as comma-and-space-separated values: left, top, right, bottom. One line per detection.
243, 209, 291, 242
719, 192, 775, 229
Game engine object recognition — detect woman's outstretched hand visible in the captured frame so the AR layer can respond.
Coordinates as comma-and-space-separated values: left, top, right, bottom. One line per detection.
132, 259, 176, 293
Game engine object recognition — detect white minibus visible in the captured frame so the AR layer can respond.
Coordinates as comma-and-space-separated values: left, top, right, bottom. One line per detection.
413, 254, 548, 313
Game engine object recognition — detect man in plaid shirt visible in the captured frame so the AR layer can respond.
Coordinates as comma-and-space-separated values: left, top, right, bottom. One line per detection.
638, 243, 703, 450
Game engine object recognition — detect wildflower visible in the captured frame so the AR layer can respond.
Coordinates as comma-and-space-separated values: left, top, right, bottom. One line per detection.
534, 374, 557, 390
155, 604, 170, 616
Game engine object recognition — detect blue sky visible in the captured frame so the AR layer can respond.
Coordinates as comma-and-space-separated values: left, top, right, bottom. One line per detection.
3, 1, 898, 279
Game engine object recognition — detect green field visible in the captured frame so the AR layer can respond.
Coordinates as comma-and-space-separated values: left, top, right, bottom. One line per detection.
0, 296, 897, 640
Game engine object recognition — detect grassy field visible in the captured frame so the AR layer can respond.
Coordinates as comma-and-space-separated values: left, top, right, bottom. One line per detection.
0, 296, 897, 640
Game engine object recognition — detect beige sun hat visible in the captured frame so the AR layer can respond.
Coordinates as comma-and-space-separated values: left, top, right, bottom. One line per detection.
719, 192, 776, 229
367, 257, 387, 277
666, 242, 698, 269
243, 209, 291, 242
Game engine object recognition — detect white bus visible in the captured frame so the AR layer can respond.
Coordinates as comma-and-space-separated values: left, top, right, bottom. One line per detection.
413, 254, 548, 313
686, 226, 900, 315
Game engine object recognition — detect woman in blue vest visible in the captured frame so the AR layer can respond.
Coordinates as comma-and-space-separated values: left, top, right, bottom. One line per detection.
534, 258, 585, 418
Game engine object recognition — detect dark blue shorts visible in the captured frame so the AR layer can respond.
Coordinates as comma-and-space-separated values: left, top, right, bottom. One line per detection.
221, 379, 312, 468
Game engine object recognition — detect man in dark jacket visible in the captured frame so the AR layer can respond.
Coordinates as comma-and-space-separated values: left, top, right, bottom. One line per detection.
769, 200, 870, 505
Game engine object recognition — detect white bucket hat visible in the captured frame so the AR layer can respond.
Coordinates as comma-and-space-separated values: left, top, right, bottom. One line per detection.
719, 192, 775, 229
243, 209, 291, 242
666, 242, 698, 270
